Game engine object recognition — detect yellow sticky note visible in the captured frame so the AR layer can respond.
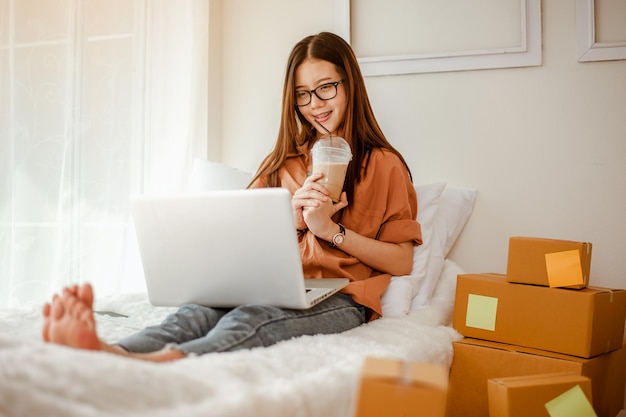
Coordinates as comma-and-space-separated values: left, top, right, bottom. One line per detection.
545, 250, 584, 287
545, 384, 597, 417
466, 294, 498, 331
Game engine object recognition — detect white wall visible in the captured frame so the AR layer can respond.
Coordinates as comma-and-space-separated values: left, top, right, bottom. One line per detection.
213, 0, 626, 292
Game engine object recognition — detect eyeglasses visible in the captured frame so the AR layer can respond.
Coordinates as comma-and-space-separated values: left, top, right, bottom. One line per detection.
295, 80, 344, 107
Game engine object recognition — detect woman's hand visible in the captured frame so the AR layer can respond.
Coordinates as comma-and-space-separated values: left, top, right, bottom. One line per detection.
292, 172, 328, 230
303, 191, 347, 240
292, 172, 348, 233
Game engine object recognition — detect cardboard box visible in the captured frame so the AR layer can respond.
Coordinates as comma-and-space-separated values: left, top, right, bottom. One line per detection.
488, 373, 594, 417
354, 357, 448, 417
446, 338, 626, 417
506, 236, 592, 288
453, 273, 626, 357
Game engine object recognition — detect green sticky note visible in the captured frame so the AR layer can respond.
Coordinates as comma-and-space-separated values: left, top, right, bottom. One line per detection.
465, 294, 498, 331
545, 385, 597, 417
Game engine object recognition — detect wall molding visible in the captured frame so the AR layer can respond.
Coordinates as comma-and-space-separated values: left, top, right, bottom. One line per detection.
576, 0, 626, 62
333, 0, 542, 76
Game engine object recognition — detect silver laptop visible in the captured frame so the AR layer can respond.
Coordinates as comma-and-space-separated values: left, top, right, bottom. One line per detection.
130, 187, 348, 309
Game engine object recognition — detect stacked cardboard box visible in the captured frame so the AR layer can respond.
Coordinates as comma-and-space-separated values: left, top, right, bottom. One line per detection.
447, 237, 626, 417
354, 357, 449, 417
506, 236, 592, 289
488, 373, 594, 417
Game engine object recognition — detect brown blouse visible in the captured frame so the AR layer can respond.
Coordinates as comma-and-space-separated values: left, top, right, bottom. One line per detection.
252, 146, 421, 320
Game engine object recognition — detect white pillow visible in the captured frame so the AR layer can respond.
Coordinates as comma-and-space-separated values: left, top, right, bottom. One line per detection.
381, 182, 446, 317
410, 186, 477, 310
188, 158, 253, 191
439, 186, 478, 258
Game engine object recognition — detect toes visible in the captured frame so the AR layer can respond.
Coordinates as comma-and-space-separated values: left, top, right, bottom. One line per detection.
42, 302, 51, 318
51, 294, 65, 320
78, 308, 95, 330
65, 291, 95, 328
63, 293, 80, 321
78, 283, 94, 309
42, 303, 51, 342
63, 285, 78, 299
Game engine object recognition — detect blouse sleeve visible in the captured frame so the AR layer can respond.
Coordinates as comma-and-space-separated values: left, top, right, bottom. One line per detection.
376, 161, 422, 245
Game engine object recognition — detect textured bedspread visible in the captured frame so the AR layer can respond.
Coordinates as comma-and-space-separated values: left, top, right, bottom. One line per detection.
0, 260, 463, 417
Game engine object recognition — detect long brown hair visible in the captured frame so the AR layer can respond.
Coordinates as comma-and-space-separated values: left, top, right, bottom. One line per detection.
250, 31, 412, 204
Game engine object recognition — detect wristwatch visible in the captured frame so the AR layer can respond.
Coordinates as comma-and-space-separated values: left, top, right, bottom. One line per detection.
329, 223, 346, 248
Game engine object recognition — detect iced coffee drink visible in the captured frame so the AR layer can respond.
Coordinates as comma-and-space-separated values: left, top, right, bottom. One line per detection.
310, 136, 352, 203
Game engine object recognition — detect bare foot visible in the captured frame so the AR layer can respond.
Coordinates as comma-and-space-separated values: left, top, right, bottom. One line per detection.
42, 284, 101, 351
42, 284, 186, 362
43, 284, 95, 342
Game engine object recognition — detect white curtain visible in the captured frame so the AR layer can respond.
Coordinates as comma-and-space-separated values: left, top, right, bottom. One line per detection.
0, 0, 208, 308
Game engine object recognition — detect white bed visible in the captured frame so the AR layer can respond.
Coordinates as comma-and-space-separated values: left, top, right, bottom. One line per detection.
0, 160, 477, 417
0, 259, 463, 417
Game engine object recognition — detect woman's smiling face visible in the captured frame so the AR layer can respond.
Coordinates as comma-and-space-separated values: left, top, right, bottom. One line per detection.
295, 58, 347, 138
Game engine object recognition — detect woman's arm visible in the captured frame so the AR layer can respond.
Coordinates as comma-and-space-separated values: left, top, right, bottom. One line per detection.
322, 223, 414, 276
299, 182, 414, 276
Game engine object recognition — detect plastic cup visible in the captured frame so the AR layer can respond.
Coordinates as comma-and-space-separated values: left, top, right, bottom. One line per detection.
310, 136, 352, 203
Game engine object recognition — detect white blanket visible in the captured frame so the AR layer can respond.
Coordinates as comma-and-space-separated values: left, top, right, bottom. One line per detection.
0, 260, 463, 417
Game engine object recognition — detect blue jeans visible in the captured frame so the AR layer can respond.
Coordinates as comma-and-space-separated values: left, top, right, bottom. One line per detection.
117, 293, 367, 355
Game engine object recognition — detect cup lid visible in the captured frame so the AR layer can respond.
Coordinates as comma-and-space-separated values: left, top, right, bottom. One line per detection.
311, 136, 352, 156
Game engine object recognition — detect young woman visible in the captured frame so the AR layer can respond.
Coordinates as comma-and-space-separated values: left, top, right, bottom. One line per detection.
42, 32, 422, 362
